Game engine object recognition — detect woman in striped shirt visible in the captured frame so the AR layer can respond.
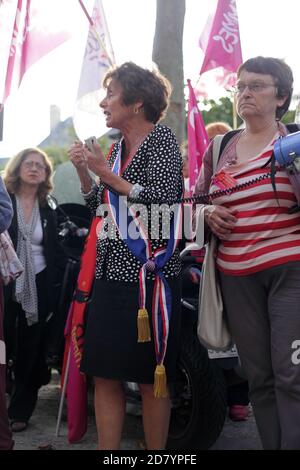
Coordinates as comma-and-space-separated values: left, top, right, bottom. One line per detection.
195, 57, 300, 450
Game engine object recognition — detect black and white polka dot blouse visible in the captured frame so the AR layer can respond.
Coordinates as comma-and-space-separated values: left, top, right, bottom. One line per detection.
83, 124, 183, 282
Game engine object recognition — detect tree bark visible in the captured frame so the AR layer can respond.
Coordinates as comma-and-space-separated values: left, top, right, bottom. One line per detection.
152, 0, 186, 144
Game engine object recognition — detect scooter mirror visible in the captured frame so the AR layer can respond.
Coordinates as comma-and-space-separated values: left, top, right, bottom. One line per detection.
180, 242, 202, 259
46, 194, 58, 210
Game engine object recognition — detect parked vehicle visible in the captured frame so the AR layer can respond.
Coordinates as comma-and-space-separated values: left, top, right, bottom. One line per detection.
45, 199, 91, 364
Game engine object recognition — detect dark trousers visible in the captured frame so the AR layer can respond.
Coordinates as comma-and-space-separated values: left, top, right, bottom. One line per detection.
220, 261, 300, 450
4, 269, 51, 423
227, 379, 249, 407
0, 280, 13, 450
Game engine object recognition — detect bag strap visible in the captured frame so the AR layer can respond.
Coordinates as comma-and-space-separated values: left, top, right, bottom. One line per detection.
194, 137, 224, 248
198, 131, 235, 246
212, 129, 243, 173
199, 136, 224, 248
219, 129, 242, 161
262, 123, 300, 206
212, 135, 224, 173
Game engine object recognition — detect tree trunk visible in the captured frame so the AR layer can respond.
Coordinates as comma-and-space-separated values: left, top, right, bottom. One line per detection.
152, 0, 186, 144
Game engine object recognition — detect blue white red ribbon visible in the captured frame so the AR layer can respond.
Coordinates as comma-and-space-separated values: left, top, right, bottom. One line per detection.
107, 141, 182, 367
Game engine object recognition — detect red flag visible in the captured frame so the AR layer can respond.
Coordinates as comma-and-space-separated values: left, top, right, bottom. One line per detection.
61, 145, 114, 443
2, 0, 71, 106
61, 217, 101, 443
187, 80, 209, 194
199, 0, 243, 75
62, 304, 87, 443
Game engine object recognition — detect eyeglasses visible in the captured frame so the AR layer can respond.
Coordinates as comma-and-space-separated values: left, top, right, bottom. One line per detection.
233, 82, 277, 94
23, 160, 46, 171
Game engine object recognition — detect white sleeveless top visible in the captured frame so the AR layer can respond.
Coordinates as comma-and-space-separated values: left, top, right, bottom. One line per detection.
31, 214, 47, 274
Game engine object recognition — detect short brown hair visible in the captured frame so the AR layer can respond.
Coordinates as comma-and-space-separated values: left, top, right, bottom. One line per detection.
206, 122, 232, 140
237, 57, 293, 119
103, 62, 172, 124
3, 148, 53, 204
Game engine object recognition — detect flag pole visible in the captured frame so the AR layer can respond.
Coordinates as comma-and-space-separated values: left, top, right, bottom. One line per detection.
232, 93, 237, 129
78, 0, 114, 67
98, 0, 115, 64
55, 348, 71, 437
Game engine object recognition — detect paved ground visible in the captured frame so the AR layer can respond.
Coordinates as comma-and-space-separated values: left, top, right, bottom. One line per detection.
12, 372, 142, 451
10, 371, 262, 451
211, 408, 262, 450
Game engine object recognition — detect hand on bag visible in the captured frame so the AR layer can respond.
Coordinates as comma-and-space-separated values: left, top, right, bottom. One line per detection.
205, 205, 237, 240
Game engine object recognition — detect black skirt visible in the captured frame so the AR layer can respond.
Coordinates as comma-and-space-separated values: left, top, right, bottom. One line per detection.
80, 277, 181, 383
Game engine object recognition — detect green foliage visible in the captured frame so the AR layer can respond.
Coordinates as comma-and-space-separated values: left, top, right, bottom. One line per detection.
98, 135, 112, 157
281, 109, 296, 124
44, 135, 112, 170
200, 93, 296, 128
67, 126, 77, 141
43, 146, 69, 169
201, 95, 242, 128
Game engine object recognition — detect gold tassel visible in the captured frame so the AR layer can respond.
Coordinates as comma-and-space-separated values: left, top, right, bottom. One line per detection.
137, 308, 151, 342
154, 364, 168, 398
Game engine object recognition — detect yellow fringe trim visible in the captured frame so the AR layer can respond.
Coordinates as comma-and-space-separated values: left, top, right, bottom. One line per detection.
154, 364, 168, 398
137, 308, 151, 342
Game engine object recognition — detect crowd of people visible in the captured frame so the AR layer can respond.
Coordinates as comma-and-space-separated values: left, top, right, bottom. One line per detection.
0, 56, 300, 451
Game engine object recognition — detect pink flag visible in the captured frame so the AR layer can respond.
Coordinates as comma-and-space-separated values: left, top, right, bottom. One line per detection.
187, 80, 210, 194
199, 0, 242, 75
215, 68, 238, 90
73, 0, 115, 140
2, 0, 71, 106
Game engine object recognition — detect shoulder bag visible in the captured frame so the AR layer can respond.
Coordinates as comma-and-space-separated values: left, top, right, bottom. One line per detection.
197, 134, 232, 351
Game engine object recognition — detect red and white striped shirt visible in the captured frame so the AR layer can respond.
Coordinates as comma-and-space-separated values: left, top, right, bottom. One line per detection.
211, 139, 300, 275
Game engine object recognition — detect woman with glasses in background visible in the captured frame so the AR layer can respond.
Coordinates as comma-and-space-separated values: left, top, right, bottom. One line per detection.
3, 148, 66, 433
195, 57, 300, 449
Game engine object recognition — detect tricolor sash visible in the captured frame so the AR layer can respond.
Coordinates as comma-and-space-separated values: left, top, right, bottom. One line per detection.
107, 142, 182, 396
